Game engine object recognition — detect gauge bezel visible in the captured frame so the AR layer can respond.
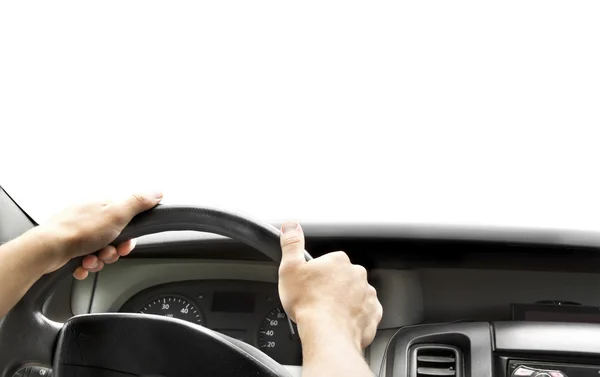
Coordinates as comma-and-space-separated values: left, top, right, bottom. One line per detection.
255, 306, 302, 365
138, 294, 206, 325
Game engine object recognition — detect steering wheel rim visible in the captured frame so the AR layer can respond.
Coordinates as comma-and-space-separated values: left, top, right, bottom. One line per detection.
0, 204, 313, 377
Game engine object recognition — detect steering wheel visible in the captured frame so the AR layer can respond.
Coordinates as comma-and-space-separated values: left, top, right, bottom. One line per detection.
0, 205, 313, 377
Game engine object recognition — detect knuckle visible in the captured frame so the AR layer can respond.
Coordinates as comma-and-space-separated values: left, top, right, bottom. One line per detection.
278, 261, 298, 276
281, 233, 303, 248
107, 208, 126, 225
362, 324, 378, 348
132, 194, 150, 208
101, 248, 118, 262
367, 284, 377, 296
353, 265, 368, 279
376, 303, 384, 322
103, 245, 116, 254
371, 298, 383, 319
330, 251, 350, 262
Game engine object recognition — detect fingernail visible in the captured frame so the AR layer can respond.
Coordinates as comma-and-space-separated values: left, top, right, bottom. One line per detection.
153, 191, 163, 200
281, 221, 298, 234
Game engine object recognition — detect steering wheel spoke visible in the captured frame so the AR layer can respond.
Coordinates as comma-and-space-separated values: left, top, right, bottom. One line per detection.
0, 266, 69, 376
54, 313, 289, 377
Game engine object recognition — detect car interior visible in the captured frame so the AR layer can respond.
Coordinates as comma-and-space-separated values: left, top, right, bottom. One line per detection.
4, 183, 600, 377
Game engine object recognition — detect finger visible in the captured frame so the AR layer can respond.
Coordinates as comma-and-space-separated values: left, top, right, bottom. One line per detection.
87, 260, 105, 273
371, 298, 384, 327
325, 251, 351, 264
353, 264, 368, 280
279, 221, 307, 270
73, 266, 89, 280
375, 300, 384, 323
113, 192, 164, 221
362, 319, 380, 348
116, 238, 136, 257
362, 299, 383, 348
98, 245, 119, 264
82, 254, 100, 270
367, 284, 378, 297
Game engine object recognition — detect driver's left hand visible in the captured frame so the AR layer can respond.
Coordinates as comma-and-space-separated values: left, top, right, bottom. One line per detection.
37, 192, 163, 280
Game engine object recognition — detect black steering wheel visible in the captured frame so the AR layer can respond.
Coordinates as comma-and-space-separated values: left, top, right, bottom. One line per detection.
0, 205, 313, 377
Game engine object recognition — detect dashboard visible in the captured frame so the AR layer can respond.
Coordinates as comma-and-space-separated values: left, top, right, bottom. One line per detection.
59, 229, 600, 377
118, 280, 302, 365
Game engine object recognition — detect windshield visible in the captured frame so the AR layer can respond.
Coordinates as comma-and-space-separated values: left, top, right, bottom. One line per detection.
1, 2, 599, 230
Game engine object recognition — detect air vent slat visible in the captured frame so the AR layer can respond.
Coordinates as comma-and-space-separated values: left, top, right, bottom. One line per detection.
411, 344, 462, 377
417, 367, 456, 376
417, 356, 455, 363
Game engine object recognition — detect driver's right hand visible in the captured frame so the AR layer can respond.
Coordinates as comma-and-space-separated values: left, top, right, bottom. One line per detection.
278, 221, 383, 351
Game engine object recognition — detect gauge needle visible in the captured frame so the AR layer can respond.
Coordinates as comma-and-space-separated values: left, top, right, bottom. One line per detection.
287, 316, 295, 336
286, 315, 301, 341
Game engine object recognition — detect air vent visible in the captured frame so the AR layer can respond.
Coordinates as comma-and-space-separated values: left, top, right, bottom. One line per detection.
409, 344, 463, 377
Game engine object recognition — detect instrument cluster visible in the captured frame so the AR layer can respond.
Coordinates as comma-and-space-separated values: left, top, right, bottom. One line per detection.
119, 280, 302, 366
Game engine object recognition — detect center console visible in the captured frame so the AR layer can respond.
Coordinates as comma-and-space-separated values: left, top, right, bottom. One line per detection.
494, 321, 600, 377
384, 321, 600, 377
381, 301, 600, 377
504, 360, 600, 377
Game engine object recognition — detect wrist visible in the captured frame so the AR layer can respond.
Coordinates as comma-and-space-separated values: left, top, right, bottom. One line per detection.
24, 225, 71, 274
296, 309, 363, 354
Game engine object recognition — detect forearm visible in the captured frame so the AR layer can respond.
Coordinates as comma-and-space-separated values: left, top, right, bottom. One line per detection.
299, 317, 372, 377
0, 227, 59, 317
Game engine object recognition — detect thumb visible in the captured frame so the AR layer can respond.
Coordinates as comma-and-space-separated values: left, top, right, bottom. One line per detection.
279, 221, 306, 269
117, 192, 164, 220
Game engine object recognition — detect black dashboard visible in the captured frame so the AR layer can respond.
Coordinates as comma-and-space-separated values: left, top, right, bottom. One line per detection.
118, 280, 302, 365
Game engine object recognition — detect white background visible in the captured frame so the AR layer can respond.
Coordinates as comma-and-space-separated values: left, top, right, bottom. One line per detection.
1, 1, 599, 229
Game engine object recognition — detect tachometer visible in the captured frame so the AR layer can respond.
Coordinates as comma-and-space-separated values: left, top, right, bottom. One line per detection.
258, 307, 302, 365
140, 296, 205, 325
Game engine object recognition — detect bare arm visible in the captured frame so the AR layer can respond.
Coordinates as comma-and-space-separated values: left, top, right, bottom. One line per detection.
0, 192, 163, 318
0, 227, 58, 317
299, 317, 373, 377
278, 222, 382, 377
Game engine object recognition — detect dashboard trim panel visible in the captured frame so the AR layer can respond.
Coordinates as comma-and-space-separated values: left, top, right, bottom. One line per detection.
76, 259, 278, 314
494, 321, 600, 354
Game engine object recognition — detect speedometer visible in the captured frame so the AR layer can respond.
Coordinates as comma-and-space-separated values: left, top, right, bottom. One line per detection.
140, 296, 205, 325
258, 307, 302, 365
